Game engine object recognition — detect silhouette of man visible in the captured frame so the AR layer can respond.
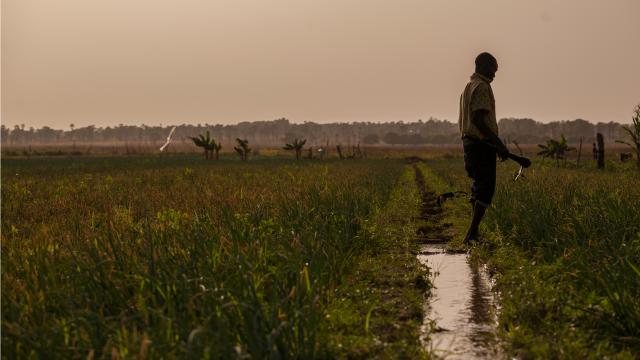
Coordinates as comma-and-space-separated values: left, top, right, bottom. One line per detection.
592, 143, 597, 160
458, 52, 509, 244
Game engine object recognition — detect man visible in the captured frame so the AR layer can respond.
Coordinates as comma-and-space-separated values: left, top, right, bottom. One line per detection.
458, 52, 509, 244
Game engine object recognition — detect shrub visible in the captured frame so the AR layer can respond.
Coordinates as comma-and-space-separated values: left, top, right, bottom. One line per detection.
382, 132, 401, 146
406, 134, 425, 146
362, 133, 380, 145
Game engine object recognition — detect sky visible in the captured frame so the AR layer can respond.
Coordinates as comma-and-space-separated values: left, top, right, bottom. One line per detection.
2, 0, 640, 130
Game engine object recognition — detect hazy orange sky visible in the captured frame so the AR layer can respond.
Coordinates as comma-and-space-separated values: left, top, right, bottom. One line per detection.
2, 0, 639, 130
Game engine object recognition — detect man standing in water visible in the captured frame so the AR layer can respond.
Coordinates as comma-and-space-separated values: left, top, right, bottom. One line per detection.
458, 52, 509, 244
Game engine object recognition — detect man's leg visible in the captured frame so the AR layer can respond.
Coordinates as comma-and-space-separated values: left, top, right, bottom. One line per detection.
463, 201, 487, 244
462, 143, 496, 244
463, 200, 475, 240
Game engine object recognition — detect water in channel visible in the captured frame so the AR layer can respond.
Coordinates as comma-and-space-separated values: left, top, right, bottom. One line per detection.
418, 244, 501, 359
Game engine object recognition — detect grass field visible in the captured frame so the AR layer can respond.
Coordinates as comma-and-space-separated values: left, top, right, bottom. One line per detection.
420, 157, 640, 359
3, 151, 639, 359
1, 156, 436, 359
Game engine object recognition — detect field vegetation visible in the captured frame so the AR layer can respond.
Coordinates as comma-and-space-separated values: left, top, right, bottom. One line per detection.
1, 156, 436, 359
3, 144, 639, 359
421, 157, 640, 358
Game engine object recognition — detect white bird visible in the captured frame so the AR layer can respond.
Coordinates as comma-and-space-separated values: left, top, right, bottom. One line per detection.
160, 126, 177, 151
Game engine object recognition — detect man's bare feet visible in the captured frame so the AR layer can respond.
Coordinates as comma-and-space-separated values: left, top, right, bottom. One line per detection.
464, 202, 487, 246
462, 236, 477, 245
462, 235, 484, 245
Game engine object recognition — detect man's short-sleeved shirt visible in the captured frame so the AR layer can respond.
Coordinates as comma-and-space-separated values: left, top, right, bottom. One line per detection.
458, 73, 499, 141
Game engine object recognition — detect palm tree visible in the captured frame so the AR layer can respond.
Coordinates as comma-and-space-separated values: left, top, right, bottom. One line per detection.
615, 104, 640, 172
234, 138, 251, 161
187, 131, 220, 159
557, 134, 577, 167
537, 134, 576, 167
283, 138, 306, 159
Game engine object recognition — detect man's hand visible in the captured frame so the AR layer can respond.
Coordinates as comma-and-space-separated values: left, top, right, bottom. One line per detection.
496, 142, 509, 162
471, 109, 509, 162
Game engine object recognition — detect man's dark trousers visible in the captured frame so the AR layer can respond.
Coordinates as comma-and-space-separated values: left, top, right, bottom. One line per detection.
463, 142, 496, 208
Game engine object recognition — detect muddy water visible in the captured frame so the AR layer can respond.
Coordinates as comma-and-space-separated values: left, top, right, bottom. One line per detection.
418, 244, 501, 359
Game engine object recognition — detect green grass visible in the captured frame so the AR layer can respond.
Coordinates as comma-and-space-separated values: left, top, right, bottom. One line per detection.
2, 156, 412, 359
316, 165, 432, 359
420, 158, 640, 359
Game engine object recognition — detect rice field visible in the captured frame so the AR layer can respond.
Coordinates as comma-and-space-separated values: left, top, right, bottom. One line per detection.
424, 158, 640, 358
1, 156, 404, 359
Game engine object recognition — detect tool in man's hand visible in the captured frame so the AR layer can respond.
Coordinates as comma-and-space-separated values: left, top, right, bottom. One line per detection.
465, 135, 532, 168
513, 166, 525, 181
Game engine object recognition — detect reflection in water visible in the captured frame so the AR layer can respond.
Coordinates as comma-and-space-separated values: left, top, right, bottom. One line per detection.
418, 245, 501, 359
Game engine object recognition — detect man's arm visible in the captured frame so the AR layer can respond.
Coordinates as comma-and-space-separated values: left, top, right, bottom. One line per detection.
471, 109, 509, 161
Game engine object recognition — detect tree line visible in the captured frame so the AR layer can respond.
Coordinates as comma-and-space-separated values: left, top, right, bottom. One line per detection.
1, 117, 634, 147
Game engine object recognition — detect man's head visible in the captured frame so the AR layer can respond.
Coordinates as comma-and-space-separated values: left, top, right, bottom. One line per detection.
475, 52, 498, 80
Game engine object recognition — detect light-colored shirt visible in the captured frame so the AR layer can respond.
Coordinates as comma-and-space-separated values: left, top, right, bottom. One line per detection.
458, 73, 499, 141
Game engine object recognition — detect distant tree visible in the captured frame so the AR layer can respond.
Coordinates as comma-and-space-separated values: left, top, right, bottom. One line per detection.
514, 134, 534, 144
280, 132, 299, 144
565, 135, 587, 144
24, 127, 36, 144
1, 125, 9, 145
537, 134, 576, 167
450, 133, 462, 143
428, 134, 451, 145
211, 141, 222, 159
501, 132, 518, 143
37, 126, 57, 143
537, 140, 558, 166
615, 104, 640, 172
84, 125, 96, 142
538, 135, 550, 144
383, 132, 401, 146
147, 128, 163, 144
12, 125, 22, 144
188, 131, 219, 159
362, 133, 380, 145
234, 138, 251, 161
283, 138, 306, 159
406, 134, 425, 146
137, 126, 145, 143
555, 134, 577, 165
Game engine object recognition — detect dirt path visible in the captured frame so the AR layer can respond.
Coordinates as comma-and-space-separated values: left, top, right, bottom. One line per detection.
413, 165, 501, 359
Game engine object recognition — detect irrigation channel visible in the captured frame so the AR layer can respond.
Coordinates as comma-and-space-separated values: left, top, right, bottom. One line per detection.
413, 165, 501, 359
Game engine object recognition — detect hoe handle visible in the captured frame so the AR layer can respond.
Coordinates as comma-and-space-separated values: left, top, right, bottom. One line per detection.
466, 136, 532, 168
